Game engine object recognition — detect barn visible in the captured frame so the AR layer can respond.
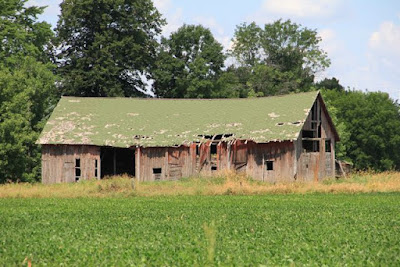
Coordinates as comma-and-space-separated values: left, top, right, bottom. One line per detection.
37, 91, 339, 184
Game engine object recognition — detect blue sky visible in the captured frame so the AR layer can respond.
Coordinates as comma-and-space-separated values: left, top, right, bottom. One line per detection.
28, 0, 400, 100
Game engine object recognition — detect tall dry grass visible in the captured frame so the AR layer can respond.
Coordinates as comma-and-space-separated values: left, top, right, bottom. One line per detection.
1, 171, 400, 198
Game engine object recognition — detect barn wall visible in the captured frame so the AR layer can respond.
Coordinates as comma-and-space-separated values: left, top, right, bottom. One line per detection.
137, 142, 232, 181
138, 146, 193, 181
245, 141, 296, 182
41, 145, 100, 184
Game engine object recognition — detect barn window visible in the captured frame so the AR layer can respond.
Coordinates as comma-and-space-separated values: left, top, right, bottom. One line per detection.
302, 130, 315, 138
153, 168, 162, 180
311, 122, 317, 130
95, 159, 98, 178
211, 166, 217, 171
325, 140, 331, 152
303, 140, 320, 152
266, 161, 274, 171
75, 158, 81, 182
210, 144, 217, 155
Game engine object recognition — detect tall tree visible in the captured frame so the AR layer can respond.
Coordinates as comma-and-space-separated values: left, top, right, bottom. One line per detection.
323, 89, 400, 171
152, 24, 225, 98
55, 0, 165, 97
229, 20, 330, 96
0, 0, 58, 183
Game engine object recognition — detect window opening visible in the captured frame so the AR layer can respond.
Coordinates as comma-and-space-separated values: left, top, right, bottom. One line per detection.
311, 122, 317, 130
196, 144, 200, 156
325, 140, 331, 152
311, 105, 317, 120
303, 140, 320, 152
75, 158, 81, 182
302, 130, 315, 138
210, 144, 217, 155
95, 159, 98, 178
214, 134, 223, 140
153, 168, 162, 180
266, 161, 274, 171
211, 166, 217, 171
153, 168, 162, 174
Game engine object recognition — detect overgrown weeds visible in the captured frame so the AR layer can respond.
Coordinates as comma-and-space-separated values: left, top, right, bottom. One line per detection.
1, 171, 400, 198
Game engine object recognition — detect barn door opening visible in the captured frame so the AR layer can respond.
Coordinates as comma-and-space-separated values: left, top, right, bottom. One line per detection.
100, 147, 135, 178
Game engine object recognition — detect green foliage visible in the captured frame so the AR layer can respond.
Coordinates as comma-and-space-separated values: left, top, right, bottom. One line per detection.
55, 0, 165, 97
213, 66, 250, 98
0, 0, 53, 64
153, 24, 225, 98
0, 0, 58, 183
228, 20, 330, 96
1, 194, 400, 265
316, 77, 344, 91
0, 58, 57, 182
323, 89, 400, 171
230, 22, 263, 67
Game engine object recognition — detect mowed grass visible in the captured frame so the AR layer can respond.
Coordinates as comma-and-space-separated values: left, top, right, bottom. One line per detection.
1, 194, 400, 265
1, 171, 400, 198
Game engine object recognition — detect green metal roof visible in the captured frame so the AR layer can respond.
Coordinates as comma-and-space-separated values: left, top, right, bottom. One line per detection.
38, 91, 320, 148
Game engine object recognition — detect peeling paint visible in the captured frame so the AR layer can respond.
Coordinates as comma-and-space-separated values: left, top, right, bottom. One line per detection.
268, 112, 280, 118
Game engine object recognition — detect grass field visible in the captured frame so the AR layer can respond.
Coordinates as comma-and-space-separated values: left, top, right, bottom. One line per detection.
1, 194, 400, 265
1, 173, 400, 265
2, 171, 400, 198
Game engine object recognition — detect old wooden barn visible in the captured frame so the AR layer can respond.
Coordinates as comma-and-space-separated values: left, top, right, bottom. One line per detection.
37, 91, 339, 184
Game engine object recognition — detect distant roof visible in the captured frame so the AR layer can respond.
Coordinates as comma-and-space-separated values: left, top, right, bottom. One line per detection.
38, 91, 324, 148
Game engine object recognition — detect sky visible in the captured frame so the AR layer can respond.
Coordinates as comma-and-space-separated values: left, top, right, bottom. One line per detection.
28, 0, 400, 100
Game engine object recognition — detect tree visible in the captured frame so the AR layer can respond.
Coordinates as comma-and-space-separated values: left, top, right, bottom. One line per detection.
229, 20, 330, 95
0, 0, 58, 183
0, 0, 53, 64
152, 24, 225, 98
316, 77, 344, 91
55, 0, 165, 97
230, 22, 263, 68
323, 89, 400, 171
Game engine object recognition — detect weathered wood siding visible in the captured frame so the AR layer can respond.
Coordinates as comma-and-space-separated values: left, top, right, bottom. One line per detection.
297, 96, 336, 181
41, 145, 100, 184
137, 146, 192, 181
246, 141, 296, 182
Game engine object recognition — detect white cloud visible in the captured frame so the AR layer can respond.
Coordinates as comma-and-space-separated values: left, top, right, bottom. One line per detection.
192, 16, 232, 50
369, 21, 400, 58
193, 16, 224, 35
27, 0, 61, 15
344, 21, 400, 99
262, 0, 341, 18
153, 0, 172, 14
161, 7, 184, 37
318, 28, 345, 59
26, 0, 62, 27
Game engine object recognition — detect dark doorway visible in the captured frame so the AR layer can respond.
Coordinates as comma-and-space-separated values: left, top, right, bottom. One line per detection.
100, 147, 135, 178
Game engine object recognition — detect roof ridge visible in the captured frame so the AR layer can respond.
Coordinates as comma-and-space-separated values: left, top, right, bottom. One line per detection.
60, 91, 319, 101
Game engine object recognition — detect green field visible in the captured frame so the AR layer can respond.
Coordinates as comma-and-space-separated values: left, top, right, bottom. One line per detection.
1, 194, 400, 265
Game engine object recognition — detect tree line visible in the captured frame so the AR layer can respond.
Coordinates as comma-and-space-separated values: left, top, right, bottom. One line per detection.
1, 0, 400, 182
